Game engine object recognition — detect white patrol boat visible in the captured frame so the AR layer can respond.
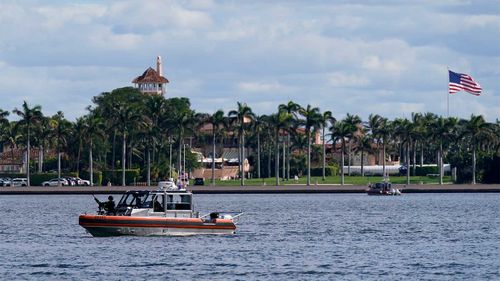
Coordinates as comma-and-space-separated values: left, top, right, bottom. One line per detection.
79, 182, 242, 237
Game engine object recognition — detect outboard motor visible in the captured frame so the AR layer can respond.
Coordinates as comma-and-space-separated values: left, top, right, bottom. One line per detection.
209, 212, 219, 220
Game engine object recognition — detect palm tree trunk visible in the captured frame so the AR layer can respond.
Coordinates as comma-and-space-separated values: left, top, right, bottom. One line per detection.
178, 135, 182, 175
38, 145, 43, 173
282, 139, 285, 180
347, 142, 351, 176
322, 127, 326, 180
238, 133, 241, 181
361, 148, 365, 177
286, 134, 290, 180
58, 148, 61, 187
472, 144, 476, 184
212, 131, 215, 185
275, 133, 280, 186
111, 130, 116, 170
128, 141, 133, 169
26, 127, 30, 186
406, 142, 410, 185
439, 142, 443, 185
147, 149, 151, 186
420, 142, 424, 167
382, 142, 386, 177
257, 132, 261, 179
122, 131, 126, 187
90, 139, 94, 186
341, 141, 345, 185
267, 143, 271, 179
307, 131, 311, 186
76, 140, 81, 174
412, 141, 416, 175
241, 130, 245, 186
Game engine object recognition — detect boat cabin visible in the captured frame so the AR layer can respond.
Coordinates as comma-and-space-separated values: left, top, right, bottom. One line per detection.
114, 190, 196, 218
370, 182, 392, 192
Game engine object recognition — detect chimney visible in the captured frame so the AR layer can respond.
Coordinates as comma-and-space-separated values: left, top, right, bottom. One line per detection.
156, 56, 162, 76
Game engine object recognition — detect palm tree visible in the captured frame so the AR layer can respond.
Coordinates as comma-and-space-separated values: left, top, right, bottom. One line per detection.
201, 110, 225, 185
330, 121, 351, 185
0, 122, 19, 162
228, 102, 254, 186
353, 127, 373, 177
279, 101, 300, 180
164, 106, 196, 184
49, 111, 72, 186
298, 104, 322, 186
0, 108, 8, 128
411, 113, 426, 170
113, 104, 144, 186
82, 112, 105, 186
344, 114, 362, 176
429, 116, 458, 184
13, 101, 43, 186
267, 111, 293, 185
319, 111, 335, 180
393, 118, 413, 184
368, 114, 390, 177
253, 115, 268, 179
460, 115, 495, 184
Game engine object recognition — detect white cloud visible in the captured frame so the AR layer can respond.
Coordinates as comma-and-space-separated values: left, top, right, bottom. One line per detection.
237, 81, 285, 92
327, 72, 370, 88
0, 0, 498, 122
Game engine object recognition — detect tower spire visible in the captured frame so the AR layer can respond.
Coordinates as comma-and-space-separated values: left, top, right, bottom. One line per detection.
157, 56, 162, 76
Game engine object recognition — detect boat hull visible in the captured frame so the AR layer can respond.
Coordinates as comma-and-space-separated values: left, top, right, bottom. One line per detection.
79, 215, 236, 237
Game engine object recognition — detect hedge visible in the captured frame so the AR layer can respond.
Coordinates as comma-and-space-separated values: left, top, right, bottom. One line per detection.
102, 169, 141, 186
411, 166, 440, 176
79, 170, 103, 186
310, 166, 338, 177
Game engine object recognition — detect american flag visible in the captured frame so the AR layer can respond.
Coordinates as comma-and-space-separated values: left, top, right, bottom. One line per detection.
449, 70, 482, 96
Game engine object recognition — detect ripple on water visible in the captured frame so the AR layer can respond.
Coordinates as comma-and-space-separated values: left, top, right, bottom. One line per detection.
0, 193, 498, 280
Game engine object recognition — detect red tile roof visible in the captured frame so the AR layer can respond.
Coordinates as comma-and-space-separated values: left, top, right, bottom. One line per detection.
132, 67, 169, 83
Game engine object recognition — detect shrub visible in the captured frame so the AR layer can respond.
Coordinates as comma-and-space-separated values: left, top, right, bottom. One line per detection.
102, 169, 140, 186
79, 171, 103, 186
411, 166, 439, 176
310, 165, 338, 177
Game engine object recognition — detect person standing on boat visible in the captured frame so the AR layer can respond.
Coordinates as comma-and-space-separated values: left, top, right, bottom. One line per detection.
94, 195, 116, 215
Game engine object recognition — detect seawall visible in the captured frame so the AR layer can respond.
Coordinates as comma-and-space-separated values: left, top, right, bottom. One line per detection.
0, 184, 499, 195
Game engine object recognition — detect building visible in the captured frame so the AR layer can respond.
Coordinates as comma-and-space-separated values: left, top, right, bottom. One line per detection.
132, 56, 169, 95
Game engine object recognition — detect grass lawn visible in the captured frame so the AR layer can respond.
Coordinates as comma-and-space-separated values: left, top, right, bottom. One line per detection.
193, 175, 452, 186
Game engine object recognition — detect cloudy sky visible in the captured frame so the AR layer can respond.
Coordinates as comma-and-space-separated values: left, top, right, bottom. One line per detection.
0, 0, 498, 121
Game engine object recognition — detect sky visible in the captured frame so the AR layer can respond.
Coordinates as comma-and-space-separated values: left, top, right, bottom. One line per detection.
0, 0, 499, 122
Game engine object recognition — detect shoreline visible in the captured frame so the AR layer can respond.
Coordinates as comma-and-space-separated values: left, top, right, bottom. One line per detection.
0, 184, 499, 195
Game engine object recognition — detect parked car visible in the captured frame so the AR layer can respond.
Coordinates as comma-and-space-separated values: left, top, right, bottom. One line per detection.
11, 178, 28, 187
73, 177, 90, 186
64, 177, 76, 186
0, 178, 12, 186
42, 178, 69, 186
193, 178, 205, 186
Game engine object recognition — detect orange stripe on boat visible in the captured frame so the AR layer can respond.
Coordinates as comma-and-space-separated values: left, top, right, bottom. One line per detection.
80, 223, 236, 229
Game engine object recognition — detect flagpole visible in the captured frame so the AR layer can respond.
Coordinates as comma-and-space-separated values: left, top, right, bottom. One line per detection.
447, 67, 449, 117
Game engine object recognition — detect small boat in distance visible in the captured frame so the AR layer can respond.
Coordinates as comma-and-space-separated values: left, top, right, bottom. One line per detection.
79, 182, 242, 237
367, 179, 402, 196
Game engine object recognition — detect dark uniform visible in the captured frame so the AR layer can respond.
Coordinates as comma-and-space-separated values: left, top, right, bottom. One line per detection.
94, 195, 116, 215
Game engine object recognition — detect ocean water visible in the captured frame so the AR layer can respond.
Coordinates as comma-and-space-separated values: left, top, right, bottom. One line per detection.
0, 193, 498, 280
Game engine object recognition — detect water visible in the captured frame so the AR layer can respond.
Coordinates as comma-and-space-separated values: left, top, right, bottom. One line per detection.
0, 193, 499, 280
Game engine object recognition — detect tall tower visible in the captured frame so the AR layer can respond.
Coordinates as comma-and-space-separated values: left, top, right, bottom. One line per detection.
132, 56, 169, 95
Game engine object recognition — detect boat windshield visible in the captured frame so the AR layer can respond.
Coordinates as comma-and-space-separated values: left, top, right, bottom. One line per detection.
117, 191, 148, 208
